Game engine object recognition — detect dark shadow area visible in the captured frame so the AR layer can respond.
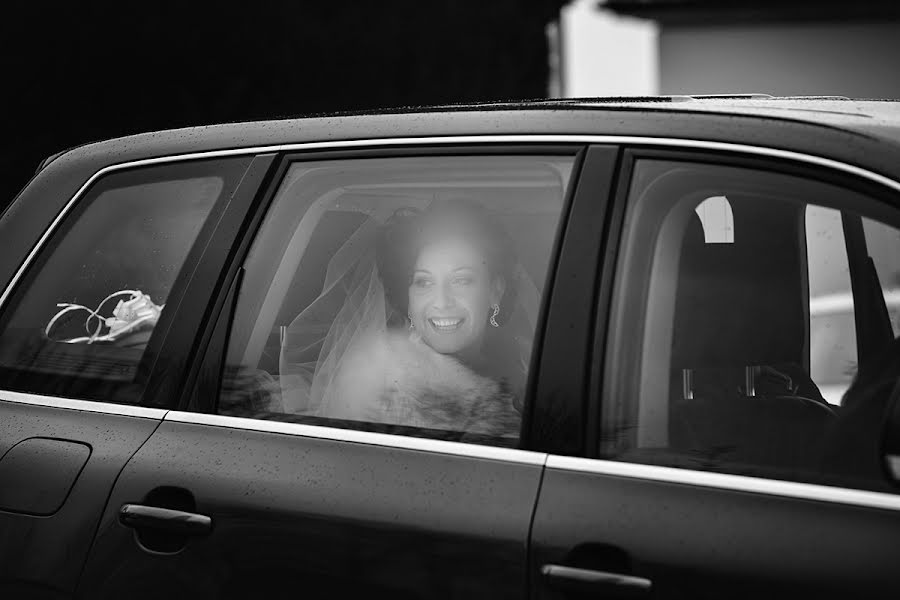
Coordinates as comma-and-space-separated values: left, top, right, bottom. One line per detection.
1, 0, 565, 210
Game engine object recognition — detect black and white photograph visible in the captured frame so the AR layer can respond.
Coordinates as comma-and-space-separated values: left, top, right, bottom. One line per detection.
1, 1, 899, 598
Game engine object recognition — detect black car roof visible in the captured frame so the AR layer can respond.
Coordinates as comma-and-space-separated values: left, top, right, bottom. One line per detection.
47, 96, 900, 183
560, 96, 900, 141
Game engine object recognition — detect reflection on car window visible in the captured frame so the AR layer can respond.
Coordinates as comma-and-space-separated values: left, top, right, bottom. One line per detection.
217, 155, 573, 447
605, 160, 900, 493
0, 158, 249, 403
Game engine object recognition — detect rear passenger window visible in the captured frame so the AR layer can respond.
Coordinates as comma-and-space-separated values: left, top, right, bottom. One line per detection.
0, 158, 250, 403
604, 159, 900, 492
216, 154, 575, 447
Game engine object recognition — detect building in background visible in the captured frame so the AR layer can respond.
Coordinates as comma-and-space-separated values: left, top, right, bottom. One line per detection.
600, 0, 900, 98
561, 0, 658, 97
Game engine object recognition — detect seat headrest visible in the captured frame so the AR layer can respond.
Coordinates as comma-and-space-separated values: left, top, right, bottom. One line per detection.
671, 196, 805, 369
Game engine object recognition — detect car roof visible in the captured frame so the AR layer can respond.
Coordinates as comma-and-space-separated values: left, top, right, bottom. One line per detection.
561, 96, 900, 141
44, 96, 900, 183
414, 95, 900, 144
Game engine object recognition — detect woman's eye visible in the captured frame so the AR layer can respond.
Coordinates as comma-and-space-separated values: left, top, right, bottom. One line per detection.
412, 277, 433, 289
452, 276, 473, 286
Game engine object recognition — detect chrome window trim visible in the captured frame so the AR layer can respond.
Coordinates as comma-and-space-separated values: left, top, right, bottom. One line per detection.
547, 455, 900, 512
0, 389, 167, 419
165, 410, 547, 465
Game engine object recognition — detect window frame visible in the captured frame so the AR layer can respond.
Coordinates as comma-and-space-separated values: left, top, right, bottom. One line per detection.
595, 145, 900, 485
181, 144, 589, 451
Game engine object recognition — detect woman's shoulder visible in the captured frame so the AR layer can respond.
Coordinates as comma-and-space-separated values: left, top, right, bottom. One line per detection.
327, 328, 520, 436
336, 329, 427, 376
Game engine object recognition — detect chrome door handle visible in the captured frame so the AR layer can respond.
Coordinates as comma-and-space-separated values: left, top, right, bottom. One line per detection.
119, 503, 212, 536
541, 564, 652, 597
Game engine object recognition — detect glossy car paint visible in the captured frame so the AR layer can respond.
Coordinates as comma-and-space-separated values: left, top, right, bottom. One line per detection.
531, 460, 900, 600
0, 397, 161, 598
0, 437, 90, 515
77, 419, 544, 599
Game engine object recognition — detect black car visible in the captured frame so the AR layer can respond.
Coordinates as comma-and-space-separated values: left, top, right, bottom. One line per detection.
1, 97, 899, 599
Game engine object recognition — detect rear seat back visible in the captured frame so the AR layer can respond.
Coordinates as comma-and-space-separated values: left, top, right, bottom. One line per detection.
669, 197, 834, 469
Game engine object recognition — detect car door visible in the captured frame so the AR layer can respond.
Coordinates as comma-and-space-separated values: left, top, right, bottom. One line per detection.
76, 142, 612, 599
0, 154, 259, 598
531, 145, 900, 599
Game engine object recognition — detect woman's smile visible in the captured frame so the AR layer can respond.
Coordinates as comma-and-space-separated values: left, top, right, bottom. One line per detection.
428, 316, 465, 332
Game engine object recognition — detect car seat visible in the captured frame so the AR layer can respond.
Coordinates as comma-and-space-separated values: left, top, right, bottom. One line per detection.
668, 198, 835, 472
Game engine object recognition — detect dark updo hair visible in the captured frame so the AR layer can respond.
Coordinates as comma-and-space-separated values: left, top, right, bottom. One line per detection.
376, 198, 518, 327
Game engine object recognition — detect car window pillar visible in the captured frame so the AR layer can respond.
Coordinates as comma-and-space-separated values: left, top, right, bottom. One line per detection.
525, 145, 620, 455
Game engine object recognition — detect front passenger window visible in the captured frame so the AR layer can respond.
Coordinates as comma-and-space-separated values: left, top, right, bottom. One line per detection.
603, 159, 900, 492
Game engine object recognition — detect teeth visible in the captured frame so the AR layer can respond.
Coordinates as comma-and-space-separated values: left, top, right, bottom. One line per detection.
430, 318, 461, 328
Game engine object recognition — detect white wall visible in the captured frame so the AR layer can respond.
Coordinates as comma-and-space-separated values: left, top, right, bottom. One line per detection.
561, 0, 658, 97
660, 21, 900, 98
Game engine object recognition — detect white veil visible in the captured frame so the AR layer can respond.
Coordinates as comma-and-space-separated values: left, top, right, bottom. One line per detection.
277, 205, 542, 420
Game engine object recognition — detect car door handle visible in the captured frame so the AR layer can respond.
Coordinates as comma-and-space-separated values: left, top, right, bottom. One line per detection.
119, 503, 212, 536
541, 564, 652, 597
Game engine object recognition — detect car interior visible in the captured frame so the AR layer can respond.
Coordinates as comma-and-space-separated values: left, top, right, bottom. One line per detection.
616, 163, 900, 489
668, 196, 837, 470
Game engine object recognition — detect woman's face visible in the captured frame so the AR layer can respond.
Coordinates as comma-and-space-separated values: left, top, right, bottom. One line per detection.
408, 237, 503, 356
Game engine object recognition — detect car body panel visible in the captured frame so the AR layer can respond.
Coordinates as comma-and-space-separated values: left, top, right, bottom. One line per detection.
77, 418, 545, 599
0, 397, 161, 597
531, 459, 900, 600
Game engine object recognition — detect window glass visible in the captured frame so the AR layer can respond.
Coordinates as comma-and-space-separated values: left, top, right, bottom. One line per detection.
0, 158, 249, 403
218, 155, 574, 447
695, 195, 734, 243
604, 159, 900, 492
863, 217, 900, 336
806, 206, 857, 404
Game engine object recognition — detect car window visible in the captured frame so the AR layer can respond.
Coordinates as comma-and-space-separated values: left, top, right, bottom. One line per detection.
0, 158, 250, 404
217, 154, 575, 447
603, 159, 900, 492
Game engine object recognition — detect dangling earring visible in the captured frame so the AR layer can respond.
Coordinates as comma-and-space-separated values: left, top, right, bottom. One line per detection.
408, 315, 415, 330
489, 303, 500, 328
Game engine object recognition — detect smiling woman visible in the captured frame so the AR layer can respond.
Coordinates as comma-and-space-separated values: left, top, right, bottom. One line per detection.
320, 200, 523, 435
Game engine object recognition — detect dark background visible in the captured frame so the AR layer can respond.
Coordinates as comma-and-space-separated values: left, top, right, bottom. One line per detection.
1, 1, 566, 211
